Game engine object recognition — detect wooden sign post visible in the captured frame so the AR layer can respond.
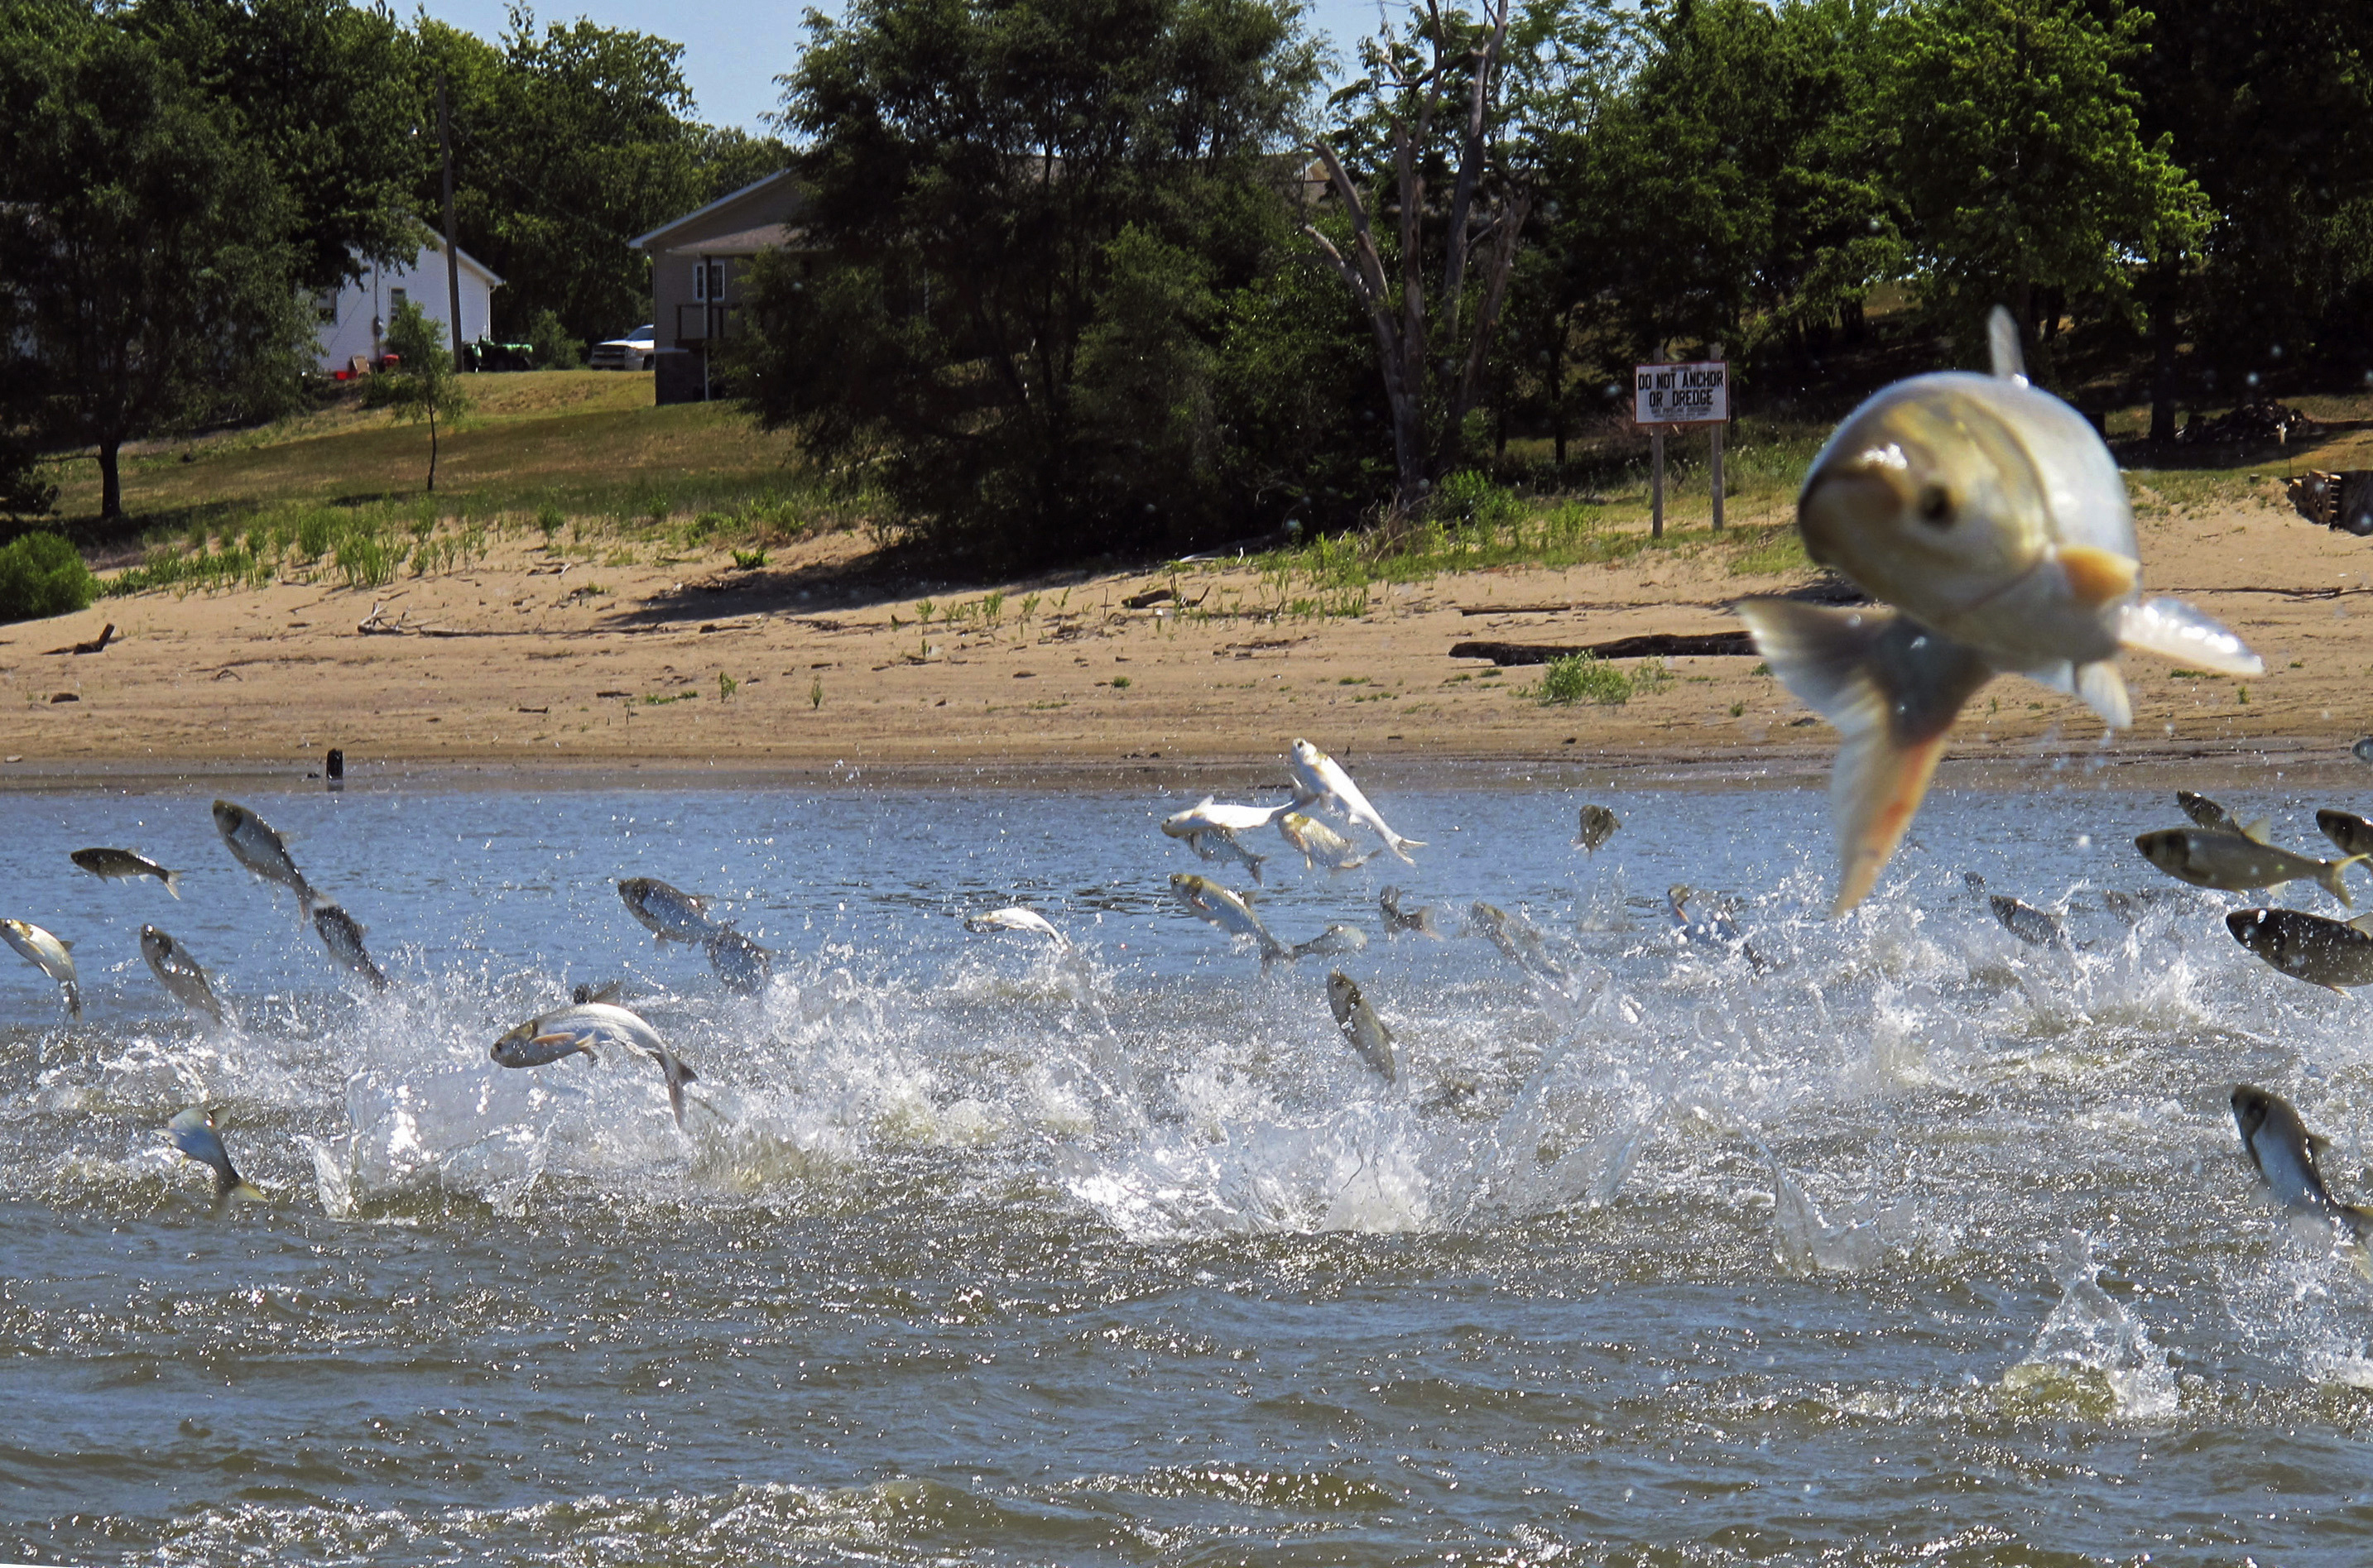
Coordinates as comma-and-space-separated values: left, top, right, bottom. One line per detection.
1633, 358, 1730, 538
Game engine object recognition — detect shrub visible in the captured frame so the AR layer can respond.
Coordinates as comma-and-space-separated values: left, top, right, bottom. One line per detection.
0, 532, 96, 623
1532, 653, 1631, 706
1431, 470, 1522, 533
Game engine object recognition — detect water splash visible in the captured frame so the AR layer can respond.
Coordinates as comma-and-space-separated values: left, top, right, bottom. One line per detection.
2001, 1230, 2178, 1419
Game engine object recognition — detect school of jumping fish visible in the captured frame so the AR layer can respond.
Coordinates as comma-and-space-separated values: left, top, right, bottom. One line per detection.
9, 306, 2373, 1259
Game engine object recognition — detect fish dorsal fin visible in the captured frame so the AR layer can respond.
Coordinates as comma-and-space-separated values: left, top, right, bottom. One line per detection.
58, 938, 74, 951
1987, 305, 2027, 385
2349, 913, 2373, 936
2243, 818, 2273, 845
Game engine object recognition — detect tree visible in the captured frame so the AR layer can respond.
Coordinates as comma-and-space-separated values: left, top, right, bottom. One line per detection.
2115, 0, 2373, 437
416, 9, 723, 346
737, 0, 1319, 563
1881, 0, 2208, 379
378, 301, 472, 491
1306, 0, 1535, 515
0, 5, 313, 521
131, 0, 425, 295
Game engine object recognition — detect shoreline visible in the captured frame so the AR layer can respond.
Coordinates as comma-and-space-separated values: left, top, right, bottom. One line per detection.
7, 472, 2372, 793
0, 736, 2361, 796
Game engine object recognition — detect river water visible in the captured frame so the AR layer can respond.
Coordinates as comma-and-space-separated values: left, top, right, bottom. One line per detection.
6, 767, 2373, 1565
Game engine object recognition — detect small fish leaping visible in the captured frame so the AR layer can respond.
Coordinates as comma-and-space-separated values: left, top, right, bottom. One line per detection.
2232, 1085, 2373, 1262
2, 918, 79, 1019
168, 1106, 265, 1207
70, 847, 184, 897
1170, 872, 1290, 966
1162, 798, 1291, 884
1288, 740, 1423, 864
493, 1002, 702, 1129
1325, 971, 1399, 1083
964, 907, 1071, 949
212, 800, 315, 924
142, 925, 226, 1023
1734, 309, 2260, 914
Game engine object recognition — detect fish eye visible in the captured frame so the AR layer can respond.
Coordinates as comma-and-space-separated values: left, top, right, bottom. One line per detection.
1916, 484, 1954, 527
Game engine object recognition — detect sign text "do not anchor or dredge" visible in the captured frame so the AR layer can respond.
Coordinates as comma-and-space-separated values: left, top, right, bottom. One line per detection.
1633, 361, 1728, 425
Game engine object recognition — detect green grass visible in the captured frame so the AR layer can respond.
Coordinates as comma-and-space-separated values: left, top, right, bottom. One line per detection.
100, 499, 499, 598
42, 372, 883, 568
1530, 652, 1633, 706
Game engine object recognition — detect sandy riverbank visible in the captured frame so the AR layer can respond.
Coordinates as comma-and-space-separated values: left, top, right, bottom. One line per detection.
4, 478, 2372, 789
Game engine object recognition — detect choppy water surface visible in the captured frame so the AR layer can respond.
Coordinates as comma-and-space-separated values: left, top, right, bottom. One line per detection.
9, 771, 2373, 1564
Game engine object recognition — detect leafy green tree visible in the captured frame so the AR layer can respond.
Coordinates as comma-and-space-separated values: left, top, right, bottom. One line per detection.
0, 3, 313, 521
1308, 0, 1536, 514
1522, 0, 1895, 391
131, 0, 425, 293
2114, 0, 2373, 435
1881, 0, 2208, 378
378, 301, 473, 491
737, 0, 1319, 563
416, 9, 721, 345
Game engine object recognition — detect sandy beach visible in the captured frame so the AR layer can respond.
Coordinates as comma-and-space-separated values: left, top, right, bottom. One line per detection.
5, 472, 2372, 789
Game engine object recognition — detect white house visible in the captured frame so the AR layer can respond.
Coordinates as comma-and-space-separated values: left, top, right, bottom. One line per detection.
316, 230, 502, 371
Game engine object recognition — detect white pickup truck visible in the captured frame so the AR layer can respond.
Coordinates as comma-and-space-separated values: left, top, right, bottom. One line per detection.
588, 325, 656, 371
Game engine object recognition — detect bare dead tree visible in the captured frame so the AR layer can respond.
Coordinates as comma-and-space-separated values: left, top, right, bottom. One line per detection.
1305, 0, 1532, 519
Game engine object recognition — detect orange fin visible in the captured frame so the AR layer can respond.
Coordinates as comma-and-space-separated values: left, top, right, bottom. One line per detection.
1737, 599, 1996, 915
2058, 545, 2140, 610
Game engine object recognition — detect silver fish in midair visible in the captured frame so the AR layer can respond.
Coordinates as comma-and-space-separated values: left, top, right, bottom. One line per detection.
70, 846, 183, 897
1735, 309, 2259, 913
142, 925, 225, 1023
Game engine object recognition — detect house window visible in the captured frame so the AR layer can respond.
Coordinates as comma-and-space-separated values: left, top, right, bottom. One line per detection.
692, 261, 724, 302
390, 286, 407, 314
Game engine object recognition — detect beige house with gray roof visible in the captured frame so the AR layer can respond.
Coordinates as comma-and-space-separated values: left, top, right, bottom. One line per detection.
627, 169, 806, 405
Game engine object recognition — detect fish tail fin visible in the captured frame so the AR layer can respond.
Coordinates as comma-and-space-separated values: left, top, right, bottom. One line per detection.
1247, 851, 1266, 885
220, 1176, 267, 1206
2322, 856, 2370, 907
1736, 599, 1995, 916
163, 869, 182, 899
65, 981, 80, 1020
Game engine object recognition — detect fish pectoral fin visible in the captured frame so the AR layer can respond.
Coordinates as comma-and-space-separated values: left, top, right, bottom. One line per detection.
2056, 545, 2140, 611
2118, 597, 2263, 676
1986, 304, 2027, 385
2073, 661, 2132, 730
1736, 599, 1995, 915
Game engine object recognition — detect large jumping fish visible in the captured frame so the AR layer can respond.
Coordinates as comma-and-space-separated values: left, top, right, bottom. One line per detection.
1736, 309, 2260, 913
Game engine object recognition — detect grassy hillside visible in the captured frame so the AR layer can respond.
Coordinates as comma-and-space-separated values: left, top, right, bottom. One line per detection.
43, 372, 814, 549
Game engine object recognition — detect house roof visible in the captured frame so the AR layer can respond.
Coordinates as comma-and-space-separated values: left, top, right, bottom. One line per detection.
416, 225, 503, 288
630, 168, 804, 254
651, 222, 801, 257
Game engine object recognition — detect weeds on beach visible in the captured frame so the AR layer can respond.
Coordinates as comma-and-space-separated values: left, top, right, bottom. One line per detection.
1530, 653, 1631, 706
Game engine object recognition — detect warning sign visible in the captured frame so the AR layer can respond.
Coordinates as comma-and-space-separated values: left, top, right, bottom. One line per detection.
1633, 362, 1728, 426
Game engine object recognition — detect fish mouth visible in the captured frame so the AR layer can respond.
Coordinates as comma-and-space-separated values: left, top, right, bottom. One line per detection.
1797, 454, 1910, 568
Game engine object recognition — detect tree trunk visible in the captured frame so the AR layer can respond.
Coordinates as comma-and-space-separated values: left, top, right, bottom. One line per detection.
98, 439, 122, 521
2148, 257, 2182, 444
1548, 324, 1564, 468
426, 405, 439, 493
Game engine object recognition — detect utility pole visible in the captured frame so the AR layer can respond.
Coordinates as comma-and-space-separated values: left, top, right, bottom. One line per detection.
438, 82, 465, 374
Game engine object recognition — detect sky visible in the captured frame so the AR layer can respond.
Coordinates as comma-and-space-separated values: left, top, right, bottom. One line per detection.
413, 0, 1389, 133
